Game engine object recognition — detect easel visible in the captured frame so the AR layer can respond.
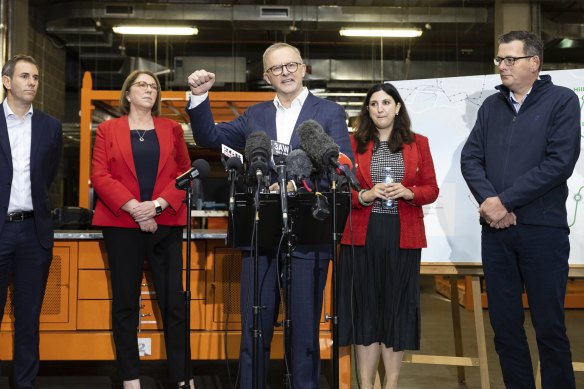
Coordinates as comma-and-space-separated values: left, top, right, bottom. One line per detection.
339, 262, 490, 388
340, 263, 584, 388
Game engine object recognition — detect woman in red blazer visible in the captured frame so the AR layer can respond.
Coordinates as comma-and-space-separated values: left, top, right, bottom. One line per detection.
91, 70, 193, 389
339, 83, 438, 389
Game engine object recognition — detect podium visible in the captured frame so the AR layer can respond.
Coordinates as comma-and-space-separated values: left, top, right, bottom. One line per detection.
228, 190, 350, 388
228, 191, 350, 249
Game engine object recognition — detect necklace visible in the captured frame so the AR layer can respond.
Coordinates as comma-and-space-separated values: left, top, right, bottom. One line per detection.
134, 129, 147, 142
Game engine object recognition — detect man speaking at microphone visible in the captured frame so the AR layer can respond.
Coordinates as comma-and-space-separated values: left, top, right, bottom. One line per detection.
187, 42, 352, 389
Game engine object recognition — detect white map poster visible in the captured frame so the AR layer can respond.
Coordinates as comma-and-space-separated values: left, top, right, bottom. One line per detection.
391, 69, 584, 264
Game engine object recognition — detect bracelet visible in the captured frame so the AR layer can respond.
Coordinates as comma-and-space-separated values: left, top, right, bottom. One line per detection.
358, 189, 374, 206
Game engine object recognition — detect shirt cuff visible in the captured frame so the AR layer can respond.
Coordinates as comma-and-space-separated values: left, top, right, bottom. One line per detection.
188, 92, 209, 110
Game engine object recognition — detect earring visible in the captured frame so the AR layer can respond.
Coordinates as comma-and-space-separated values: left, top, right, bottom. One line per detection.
395, 111, 399, 116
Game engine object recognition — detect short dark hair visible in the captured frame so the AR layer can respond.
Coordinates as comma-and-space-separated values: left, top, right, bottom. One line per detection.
119, 70, 162, 116
2, 54, 39, 94
353, 83, 414, 154
498, 30, 543, 70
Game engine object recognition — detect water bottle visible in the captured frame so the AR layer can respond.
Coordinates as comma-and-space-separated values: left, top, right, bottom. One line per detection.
383, 167, 394, 208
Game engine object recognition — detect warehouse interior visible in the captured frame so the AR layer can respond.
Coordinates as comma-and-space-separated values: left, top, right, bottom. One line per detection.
0, 1, 583, 388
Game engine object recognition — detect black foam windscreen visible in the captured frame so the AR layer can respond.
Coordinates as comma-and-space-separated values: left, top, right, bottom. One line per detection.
244, 131, 271, 176
297, 120, 339, 171
297, 120, 324, 167
319, 134, 340, 167
285, 149, 313, 179
225, 156, 243, 172
192, 158, 211, 179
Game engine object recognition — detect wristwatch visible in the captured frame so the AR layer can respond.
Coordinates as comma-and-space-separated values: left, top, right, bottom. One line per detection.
153, 200, 162, 216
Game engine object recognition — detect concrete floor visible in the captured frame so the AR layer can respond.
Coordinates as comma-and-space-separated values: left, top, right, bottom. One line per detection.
1, 276, 582, 388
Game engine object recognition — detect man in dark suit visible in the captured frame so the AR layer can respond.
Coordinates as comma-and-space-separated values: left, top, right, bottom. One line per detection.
461, 31, 579, 389
0, 54, 63, 389
187, 43, 352, 389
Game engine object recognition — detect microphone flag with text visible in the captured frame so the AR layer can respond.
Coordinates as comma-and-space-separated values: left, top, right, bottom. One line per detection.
271, 140, 291, 231
244, 131, 271, 178
220, 144, 245, 212
176, 159, 210, 190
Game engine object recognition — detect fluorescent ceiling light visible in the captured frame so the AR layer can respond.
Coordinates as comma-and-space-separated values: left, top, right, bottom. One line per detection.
340, 28, 422, 38
113, 26, 198, 35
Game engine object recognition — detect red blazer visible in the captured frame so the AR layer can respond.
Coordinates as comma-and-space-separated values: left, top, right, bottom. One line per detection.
91, 116, 191, 228
340, 134, 439, 248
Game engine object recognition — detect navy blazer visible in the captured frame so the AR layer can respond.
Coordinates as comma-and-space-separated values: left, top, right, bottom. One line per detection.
187, 91, 353, 161
0, 104, 63, 248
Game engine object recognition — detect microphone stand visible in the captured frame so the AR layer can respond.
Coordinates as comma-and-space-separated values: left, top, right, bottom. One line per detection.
179, 182, 193, 389
276, 163, 293, 389
326, 169, 340, 389
252, 169, 264, 389
228, 168, 236, 213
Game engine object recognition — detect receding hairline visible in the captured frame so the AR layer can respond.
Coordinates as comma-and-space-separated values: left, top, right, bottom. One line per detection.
262, 43, 303, 71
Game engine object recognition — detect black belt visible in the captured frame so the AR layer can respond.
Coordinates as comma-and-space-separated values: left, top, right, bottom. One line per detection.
6, 211, 35, 222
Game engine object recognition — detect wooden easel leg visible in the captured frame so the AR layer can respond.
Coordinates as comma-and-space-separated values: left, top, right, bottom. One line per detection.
450, 275, 466, 382
472, 275, 490, 389
340, 345, 351, 389
535, 360, 541, 389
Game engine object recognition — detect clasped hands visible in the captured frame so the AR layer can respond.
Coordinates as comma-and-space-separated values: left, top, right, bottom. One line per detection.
479, 196, 516, 229
123, 199, 164, 234
360, 182, 414, 203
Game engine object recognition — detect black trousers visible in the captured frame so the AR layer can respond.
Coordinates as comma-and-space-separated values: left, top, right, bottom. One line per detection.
102, 226, 191, 383
0, 218, 52, 389
482, 224, 575, 389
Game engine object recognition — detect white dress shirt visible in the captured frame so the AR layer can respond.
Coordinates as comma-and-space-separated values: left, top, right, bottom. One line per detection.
273, 87, 308, 145
3, 99, 34, 212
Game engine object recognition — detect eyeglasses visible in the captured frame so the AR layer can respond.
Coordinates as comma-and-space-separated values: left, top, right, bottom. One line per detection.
265, 62, 303, 76
493, 56, 534, 67
131, 81, 159, 91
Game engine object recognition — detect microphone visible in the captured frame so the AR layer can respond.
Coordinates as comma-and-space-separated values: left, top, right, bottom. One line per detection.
244, 131, 271, 178
226, 157, 243, 213
271, 140, 291, 231
277, 163, 289, 231
297, 120, 360, 190
337, 152, 353, 170
176, 159, 210, 190
336, 152, 361, 191
286, 149, 313, 181
297, 120, 339, 172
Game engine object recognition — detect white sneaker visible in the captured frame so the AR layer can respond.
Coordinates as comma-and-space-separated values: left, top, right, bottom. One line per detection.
123, 379, 140, 389
177, 378, 195, 389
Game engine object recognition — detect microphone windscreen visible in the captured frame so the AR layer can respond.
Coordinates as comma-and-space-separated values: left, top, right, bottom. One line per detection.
286, 149, 313, 179
244, 131, 271, 160
338, 152, 353, 170
226, 156, 243, 172
297, 120, 325, 159
192, 159, 211, 179
297, 119, 339, 171
244, 131, 271, 175
320, 134, 339, 165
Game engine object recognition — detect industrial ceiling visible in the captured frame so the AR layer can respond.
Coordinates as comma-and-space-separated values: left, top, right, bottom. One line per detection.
29, 0, 584, 92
